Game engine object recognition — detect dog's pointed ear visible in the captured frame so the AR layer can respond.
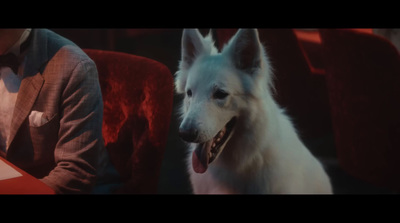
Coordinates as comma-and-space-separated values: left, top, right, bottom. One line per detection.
176, 29, 216, 94
176, 29, 207, 94
181, 29, 205, 70
226, 29, 262, 74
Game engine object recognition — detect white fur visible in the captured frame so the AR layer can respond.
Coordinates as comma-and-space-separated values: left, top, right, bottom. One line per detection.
175, 29, 332, 194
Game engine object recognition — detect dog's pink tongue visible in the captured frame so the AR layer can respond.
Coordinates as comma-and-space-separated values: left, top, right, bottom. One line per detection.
192, 142, 211, 174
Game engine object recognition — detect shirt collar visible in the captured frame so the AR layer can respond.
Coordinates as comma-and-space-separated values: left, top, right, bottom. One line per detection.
5, 29, 32, 57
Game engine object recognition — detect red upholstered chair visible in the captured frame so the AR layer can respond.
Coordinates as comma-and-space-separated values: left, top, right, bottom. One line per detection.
84, 49, 174, 193
319, 29, 400, 192
216, 29, 332, 140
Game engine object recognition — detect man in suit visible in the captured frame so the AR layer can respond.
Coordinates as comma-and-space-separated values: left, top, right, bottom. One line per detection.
0, 29, 120, 193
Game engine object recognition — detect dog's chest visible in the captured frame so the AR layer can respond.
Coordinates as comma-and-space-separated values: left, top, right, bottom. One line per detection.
189, 162, 271, 194
189, 169, 239, 194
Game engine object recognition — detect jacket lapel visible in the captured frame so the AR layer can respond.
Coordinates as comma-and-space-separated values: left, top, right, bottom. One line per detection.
7, 29, 48, 151
7, 74, 44, 149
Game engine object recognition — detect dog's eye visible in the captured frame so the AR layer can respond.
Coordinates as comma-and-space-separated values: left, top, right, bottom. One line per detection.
186, 89, 192, 97
213, 89, 229, 99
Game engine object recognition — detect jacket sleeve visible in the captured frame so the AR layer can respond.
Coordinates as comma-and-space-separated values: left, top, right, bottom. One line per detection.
40, 58, 104, 194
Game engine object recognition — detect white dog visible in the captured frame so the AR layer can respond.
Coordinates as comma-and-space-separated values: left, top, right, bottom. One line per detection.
175, 29, 332, 194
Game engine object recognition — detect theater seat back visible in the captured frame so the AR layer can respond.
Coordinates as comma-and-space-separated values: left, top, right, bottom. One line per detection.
84, 49, 173, 193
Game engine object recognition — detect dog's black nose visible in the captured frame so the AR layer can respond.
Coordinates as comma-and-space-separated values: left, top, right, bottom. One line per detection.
179, 127, 198, 142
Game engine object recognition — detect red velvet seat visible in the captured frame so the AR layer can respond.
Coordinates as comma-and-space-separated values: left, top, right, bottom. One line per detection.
216, 29, 332, 140
84, 49, 174, 193
320, 29, 400, 191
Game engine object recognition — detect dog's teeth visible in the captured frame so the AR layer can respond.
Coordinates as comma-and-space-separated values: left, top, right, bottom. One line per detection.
216, 137, 221, 142
212, 142, 216, 148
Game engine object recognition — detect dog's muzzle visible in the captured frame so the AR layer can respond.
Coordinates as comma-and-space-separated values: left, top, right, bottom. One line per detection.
179, 126, 199, 142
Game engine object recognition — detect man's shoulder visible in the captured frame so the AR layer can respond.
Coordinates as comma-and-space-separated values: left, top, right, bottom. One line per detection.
31, 29, 90, 65
44, 29, 90, 61
34, 31, 96, 83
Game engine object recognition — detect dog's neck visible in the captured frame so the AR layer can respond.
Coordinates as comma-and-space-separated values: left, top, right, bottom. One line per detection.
207, 92, 282, 193
216, 91, 282, 173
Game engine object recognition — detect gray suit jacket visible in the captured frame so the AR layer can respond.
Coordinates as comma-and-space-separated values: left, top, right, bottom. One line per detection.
1, 29, 112, 193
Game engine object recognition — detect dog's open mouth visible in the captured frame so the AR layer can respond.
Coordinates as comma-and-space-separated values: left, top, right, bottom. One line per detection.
192, 117, 236, 174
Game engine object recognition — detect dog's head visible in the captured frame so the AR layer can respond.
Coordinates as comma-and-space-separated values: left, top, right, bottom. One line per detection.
175, 29, 273, 173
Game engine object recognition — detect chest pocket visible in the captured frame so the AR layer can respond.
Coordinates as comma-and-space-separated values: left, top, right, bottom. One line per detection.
29, 113, 59, 160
